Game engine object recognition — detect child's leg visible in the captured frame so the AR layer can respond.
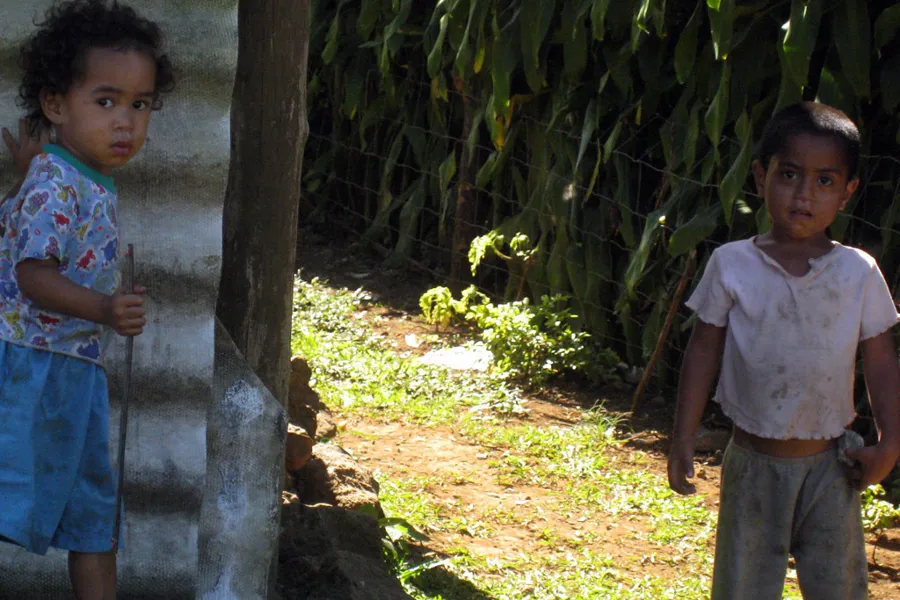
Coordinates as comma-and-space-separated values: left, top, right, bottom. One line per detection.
711, 443, 794, 600
790, 450, 867, 600
68, 551, 116, 600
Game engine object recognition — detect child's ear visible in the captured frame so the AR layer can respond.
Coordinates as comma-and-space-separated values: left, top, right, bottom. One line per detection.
751, 159, 767, 193
841, 176, 860, 210
39, 89, 65, 126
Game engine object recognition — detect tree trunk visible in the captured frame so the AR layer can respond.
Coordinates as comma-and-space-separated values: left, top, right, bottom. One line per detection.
217, 0, 311, 407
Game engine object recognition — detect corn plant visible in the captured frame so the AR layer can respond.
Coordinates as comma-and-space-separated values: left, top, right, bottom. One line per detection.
303, 0, 900, 381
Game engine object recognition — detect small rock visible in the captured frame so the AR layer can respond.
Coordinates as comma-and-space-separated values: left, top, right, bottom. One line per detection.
294, 444, 381, 513
278, 503, 413, 600
316, 410, 338, 441
650, 395, 666, 408
285, 424, 315, 474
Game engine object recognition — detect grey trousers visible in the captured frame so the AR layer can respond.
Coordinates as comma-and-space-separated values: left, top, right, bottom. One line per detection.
711, 441, 868, 600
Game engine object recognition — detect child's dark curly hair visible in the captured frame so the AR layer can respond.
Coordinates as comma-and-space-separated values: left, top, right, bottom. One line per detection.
18, 0, 176, 134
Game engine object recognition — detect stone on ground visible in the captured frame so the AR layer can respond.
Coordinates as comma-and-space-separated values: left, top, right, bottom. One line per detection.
278, 502, 412, 600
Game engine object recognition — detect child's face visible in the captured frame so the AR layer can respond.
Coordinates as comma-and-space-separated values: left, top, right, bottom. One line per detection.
41, 48, 156, 175
752, 133, 859, 243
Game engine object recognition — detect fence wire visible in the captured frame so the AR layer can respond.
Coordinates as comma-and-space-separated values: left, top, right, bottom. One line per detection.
300, 74, 900, 402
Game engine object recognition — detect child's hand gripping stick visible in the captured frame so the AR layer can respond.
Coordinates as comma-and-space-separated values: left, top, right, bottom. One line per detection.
111, 243, 135, 552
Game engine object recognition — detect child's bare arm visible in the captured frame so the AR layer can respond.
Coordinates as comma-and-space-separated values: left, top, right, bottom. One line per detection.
850, 330, 900, 489
668, 320, 726, 495
17, 258, 146, 337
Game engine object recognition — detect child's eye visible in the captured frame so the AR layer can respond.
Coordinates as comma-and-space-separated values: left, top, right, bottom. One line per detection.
98, 98, 114, 108
133, 100, 150, 111
781, 170, 797, 180
818, 175, 833, 186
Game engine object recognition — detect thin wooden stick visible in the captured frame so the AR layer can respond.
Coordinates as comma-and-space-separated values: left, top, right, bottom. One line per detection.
112, 243, 135, 552
630, 250, 696, 415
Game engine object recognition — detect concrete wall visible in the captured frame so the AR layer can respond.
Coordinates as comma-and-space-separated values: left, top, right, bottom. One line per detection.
0, 2, 286, 597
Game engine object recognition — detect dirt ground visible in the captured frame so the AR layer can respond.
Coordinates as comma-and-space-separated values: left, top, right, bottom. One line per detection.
297, 230, 900, 598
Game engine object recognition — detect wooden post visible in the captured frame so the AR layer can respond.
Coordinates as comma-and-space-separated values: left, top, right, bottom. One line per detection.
217, 0, 311, 407
630, 250, 697, 415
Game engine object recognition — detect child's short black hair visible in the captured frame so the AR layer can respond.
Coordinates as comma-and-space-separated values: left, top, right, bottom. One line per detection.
18, 0, 175, 134
756, 102, 861, 178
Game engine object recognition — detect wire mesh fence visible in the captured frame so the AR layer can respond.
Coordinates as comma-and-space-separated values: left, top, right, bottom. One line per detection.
300, 70, 900, 410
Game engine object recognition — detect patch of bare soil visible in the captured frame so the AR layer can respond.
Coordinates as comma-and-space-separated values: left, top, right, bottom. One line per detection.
298, 232, 900, 598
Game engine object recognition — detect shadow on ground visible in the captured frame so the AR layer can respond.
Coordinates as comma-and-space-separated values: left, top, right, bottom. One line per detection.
408, 564, 497, 600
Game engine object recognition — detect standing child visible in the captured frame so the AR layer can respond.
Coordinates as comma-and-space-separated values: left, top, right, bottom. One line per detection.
0, 1, 174, 599
668, 102, 900, 599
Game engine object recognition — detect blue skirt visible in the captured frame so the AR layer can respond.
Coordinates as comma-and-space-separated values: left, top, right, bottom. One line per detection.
0, 340, 117, 555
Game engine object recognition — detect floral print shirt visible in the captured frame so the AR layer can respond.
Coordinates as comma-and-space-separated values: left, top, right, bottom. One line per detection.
0, 145, 119, 365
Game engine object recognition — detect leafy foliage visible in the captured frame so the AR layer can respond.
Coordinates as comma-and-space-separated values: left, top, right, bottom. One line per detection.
304, 1, 900, 389
420, 283, 619, 385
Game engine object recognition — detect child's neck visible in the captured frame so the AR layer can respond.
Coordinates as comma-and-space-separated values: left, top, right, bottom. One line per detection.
755, 231, 835, 277
759, 230, 834, 254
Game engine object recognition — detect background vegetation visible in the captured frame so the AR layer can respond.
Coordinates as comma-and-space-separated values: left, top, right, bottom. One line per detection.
301, 1, 900, 430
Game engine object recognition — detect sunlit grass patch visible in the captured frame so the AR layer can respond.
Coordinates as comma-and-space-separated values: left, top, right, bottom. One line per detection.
406, 547, 711, 600
293, 276, 518, 425
292, 275, 722, 600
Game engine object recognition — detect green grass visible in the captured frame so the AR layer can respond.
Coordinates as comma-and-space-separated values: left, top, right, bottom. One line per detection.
292, 274, 804, 600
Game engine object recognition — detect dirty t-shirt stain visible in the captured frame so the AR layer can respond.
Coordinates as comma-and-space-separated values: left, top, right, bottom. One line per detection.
686, 238, 899, 440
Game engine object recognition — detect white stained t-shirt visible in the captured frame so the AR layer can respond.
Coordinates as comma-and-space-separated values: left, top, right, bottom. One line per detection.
686, 238, 900, 440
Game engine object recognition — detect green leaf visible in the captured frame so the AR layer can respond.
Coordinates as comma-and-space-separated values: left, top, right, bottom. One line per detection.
380, 517, 429, 542
521, 0, 557, 91
623, 207, 666, 296
636, 0, 653, 33
782, 0, 823, 88
675, 1, 704, 84
383, 0, 413, 43
491, 25, 520, 115
358, 0, 381, 38
669, 203, 721, 256
604, 119, 624, 162
456, 0, 490, 79
875, 5, 900, 50
613, 155, 635, 248
881, 54, 900, 114
707, 0, 735, 60
591, 0, 613, 41
705, 63, 730, 148
323, 4, 343, 65
576, 100, 598, 170
439, 152, 457, 192
475, 152, 500, 189
427, 14, 451, 77
342, 69, 366, 118
641, 294, 666, 361
719, 111, 753, 226
815, 64, 852, 115
833, 0, 871, 98
775, 31, 804, 112
563, 1, 590, 81
683, 103, 702, 172
385, 178, 426, 268
547, 229, 570, 295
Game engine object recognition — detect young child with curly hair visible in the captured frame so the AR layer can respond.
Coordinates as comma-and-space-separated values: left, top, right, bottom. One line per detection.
668, 102, 900, 599
0, 1, 174, 598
